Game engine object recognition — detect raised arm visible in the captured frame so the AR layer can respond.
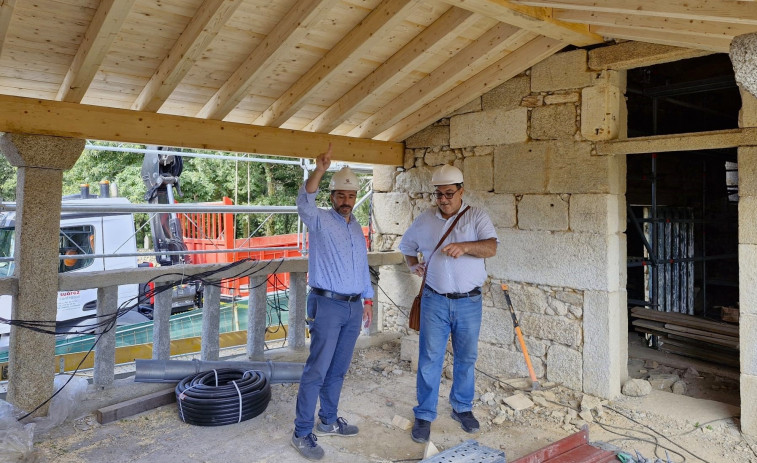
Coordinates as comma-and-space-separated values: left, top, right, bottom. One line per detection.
305, 143, 332, 193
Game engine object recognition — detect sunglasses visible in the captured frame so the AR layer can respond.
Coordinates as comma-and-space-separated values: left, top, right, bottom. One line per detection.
432, 188, 461, 200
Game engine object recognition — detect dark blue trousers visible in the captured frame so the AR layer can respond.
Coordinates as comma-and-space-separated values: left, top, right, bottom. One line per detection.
294, 293, 362, 437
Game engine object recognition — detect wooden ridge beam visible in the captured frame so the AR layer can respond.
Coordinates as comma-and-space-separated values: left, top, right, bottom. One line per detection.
597, 128, 757, 156
442, 0, 602, 46
0, 95, 403, 165
350, 23, 534, 139
304, 6, 478, 134
56, 0, 137, 103
514, 0, 757, 25
254, 0, 423, 127
379, 35, 563, 142
132, 0, 242, 112
197, 0, 338, 120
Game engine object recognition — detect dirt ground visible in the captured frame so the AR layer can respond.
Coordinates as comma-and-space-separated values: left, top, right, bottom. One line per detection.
13, 333, 757, 463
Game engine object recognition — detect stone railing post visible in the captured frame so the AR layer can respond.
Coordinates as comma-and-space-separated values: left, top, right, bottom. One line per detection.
288, 272, 307, 350
247, 275, 268, 361
93, 286, 118, 386
201, 284, 221, 360
152, 288, 172, 359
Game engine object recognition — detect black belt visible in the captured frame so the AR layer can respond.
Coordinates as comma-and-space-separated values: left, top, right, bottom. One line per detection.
425, 284, 481, 300
311, 287, 361, 302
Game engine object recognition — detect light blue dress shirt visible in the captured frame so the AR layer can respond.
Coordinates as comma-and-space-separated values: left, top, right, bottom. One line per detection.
297, 186, 374, 299
399, 202, 497, 294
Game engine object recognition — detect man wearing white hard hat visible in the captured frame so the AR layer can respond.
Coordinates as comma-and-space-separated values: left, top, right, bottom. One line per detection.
399, 164, 498, 444
291, 143, 373, 461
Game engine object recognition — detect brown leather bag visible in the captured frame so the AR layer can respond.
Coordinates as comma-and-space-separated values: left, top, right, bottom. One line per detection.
408, 206, 470, 331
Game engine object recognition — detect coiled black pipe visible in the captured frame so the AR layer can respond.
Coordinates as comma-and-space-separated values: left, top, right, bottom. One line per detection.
175, 368, 271, 426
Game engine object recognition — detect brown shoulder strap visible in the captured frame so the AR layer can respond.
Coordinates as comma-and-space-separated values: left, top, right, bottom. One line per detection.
418, 205, 471, 289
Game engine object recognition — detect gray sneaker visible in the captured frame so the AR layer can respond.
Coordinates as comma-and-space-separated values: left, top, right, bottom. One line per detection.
291, 432, 325, 460
314, 417, 359, 437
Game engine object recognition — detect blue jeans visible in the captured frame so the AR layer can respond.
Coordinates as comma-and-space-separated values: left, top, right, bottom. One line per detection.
294, 293, 362, 437
413, 287, 482, 422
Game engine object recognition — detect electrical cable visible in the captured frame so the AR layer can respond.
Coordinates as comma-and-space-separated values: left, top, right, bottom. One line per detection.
175, 368, 271, 426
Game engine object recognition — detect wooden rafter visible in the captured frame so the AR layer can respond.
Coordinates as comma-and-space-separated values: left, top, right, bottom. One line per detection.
443, 0, 601, 46
253, 0, 423, 128
587, 41, 713, 70
131, 0, 242, 112
56, 0, 136, 103
197, 0, 338, 120
513, 0, 757, 25
304, 6, 478, 134
349, 23, 534, 139
554, 9, 757, 39
591, 25, 733, 53
0, 0, 15, 57
379, 35, 564, 141
0, 95, 403, 165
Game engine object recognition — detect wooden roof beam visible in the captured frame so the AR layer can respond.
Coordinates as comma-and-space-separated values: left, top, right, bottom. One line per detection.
131, 0, 242, 112
0, 0, 16, 57
442, 0, 601, 46
254, 0, 423, 128
0, 95, 403, 165
56, 0, 136, 103
379, 35, 564, 142
513, 0, 757, 25
554, 9, 757, 40
591, 25, 733, 53
597, 128, 757, 156
349, 22, 534, 139
304, 6, 478, 134
197, 0, 338, 120
588, 41, 713, 71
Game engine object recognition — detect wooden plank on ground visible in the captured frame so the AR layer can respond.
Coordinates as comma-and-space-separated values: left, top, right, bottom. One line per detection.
664, 323, 738, 343
96, 387, 175, 424
631, 307, 738, 336
631, 320, 738, 348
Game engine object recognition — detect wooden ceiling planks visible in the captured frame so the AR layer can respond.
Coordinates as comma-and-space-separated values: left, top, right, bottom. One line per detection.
0, 0, 751, 162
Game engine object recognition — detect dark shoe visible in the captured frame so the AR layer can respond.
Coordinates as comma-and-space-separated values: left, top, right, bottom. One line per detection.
315, 417, 358, 437
291, 432, 325, 460
451, 409, 480, 433
411, 418, 431, 443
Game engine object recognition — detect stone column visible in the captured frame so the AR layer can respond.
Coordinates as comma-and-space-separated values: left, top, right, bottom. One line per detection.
738, 87, 757, 436
0, 133, 84, 417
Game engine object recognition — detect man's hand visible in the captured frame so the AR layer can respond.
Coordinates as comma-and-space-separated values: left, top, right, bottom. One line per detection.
315, 143, 332, 173
441, 243, 468, 258
362, 304, 373, 328
409, 262, 426, 276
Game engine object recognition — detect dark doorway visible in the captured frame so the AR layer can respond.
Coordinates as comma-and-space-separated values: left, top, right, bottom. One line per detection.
625, 54, 741, 392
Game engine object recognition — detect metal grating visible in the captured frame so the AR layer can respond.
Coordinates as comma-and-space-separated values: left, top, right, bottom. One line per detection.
422, 440, 506, 463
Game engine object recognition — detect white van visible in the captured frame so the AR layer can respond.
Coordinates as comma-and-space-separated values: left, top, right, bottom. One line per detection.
0, 197, 151, 350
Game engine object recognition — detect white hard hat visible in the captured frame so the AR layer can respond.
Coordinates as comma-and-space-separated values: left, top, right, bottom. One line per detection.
431, 165, 464, 186
329, 167, 360, 191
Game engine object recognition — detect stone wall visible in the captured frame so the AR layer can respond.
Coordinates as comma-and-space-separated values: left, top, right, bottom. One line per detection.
374, 49, 628, 399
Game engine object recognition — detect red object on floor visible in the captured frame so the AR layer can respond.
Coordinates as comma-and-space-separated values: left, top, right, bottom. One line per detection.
511, 426, 617, 463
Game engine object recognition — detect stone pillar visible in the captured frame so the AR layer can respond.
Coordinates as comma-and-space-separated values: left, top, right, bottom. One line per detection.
738, 87, 757, 436
0, 133, 84, 417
